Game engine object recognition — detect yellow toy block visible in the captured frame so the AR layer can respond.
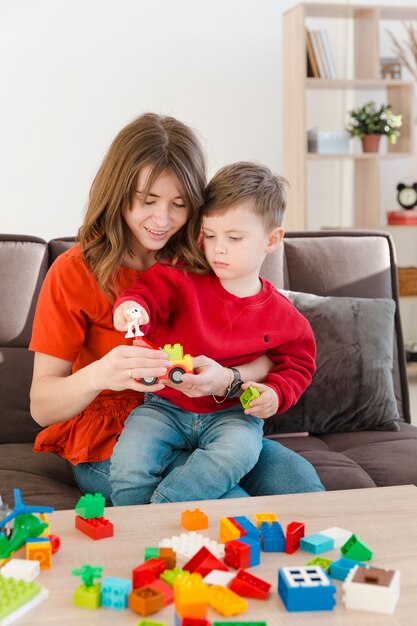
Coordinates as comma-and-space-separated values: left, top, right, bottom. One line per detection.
175, 601, 208, 619
26, 540, 52, 570
208, 585, 248, 616
219, 518, 241, 543
163, 343, 184, 360
174, 572, 209, 606
254, 512, 279, 528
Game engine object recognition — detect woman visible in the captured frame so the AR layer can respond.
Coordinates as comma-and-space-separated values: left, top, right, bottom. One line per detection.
30, 112, 324, 500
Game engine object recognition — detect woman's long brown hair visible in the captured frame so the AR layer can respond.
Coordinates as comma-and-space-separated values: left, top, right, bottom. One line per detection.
78, 113, 209, 300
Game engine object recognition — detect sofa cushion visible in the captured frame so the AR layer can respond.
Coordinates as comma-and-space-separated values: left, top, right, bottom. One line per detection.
270, 422, 417, 491
0, 444, 80, 510
264, 292, 399, 435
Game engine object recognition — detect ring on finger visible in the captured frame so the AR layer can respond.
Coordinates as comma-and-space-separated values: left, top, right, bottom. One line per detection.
191, 384, 196, 390
128, 369, 133, 379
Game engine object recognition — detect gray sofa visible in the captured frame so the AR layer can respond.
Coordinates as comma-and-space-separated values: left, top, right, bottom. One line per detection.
1, 231, 416, 510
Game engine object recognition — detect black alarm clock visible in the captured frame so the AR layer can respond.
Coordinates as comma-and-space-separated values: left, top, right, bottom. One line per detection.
397, 183, 417, 209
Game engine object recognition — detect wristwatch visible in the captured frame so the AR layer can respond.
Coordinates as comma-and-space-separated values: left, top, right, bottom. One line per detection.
228, 367, 244, 398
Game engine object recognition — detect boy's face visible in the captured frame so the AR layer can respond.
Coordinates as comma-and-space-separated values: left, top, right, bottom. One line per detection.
202, 201, 283, 285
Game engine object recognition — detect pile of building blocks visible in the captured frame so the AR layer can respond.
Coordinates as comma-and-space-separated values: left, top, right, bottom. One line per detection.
74, 493, 114, 540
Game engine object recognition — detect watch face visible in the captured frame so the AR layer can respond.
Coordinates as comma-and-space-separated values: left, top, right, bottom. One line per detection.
398, 186, 417, 208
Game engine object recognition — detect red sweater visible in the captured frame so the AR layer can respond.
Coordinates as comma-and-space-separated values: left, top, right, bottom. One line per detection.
117, 263, 316, 414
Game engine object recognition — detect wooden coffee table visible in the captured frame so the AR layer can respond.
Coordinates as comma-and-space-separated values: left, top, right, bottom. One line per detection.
14, 484, 417, 625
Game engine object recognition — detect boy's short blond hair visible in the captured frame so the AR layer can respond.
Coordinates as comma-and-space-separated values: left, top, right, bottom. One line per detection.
203, 161, 288, 229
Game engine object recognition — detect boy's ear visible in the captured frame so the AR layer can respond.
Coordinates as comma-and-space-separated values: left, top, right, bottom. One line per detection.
266, 227, 284, 253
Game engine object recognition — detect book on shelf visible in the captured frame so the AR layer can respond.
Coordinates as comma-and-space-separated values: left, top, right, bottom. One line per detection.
307, 29, 336, 80
320, 29, 336, 79
306, 29, 320, 78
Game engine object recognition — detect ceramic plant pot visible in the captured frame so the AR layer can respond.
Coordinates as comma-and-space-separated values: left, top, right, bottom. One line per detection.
361, 134, 381, 153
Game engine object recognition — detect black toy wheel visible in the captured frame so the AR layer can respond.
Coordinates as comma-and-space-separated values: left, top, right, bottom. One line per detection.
169, 367, 185, 384
141, 376, 158, 386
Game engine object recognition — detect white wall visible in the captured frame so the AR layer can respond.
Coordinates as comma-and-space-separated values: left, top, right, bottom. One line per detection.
1, 0, 417, 239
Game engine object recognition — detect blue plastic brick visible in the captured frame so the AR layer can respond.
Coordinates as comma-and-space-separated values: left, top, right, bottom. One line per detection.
238, 536, 261, 567
101, 576, 132, 610
232, 516, 260, 540
278, 566, 336, 612
260, 521, 285, 552
300, 533, 334, 554
329, 557, 365, 581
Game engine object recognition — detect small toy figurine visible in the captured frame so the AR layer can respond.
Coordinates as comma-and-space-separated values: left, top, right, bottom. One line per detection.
125, 307, 144, 338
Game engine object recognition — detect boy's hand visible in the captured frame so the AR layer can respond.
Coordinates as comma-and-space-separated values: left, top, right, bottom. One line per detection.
241, 382, 278, 419
113, 301, 149, 332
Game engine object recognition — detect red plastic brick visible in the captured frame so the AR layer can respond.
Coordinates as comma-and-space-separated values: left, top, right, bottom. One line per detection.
74, 515, 114, 540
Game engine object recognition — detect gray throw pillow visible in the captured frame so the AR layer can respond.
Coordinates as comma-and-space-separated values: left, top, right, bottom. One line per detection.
263, 292, 399, 435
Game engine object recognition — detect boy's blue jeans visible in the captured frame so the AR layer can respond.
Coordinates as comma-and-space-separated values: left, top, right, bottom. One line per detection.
108, 394, 264, 505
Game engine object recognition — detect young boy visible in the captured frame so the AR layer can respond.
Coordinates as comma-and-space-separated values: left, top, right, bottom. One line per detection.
111, 162, 316, 505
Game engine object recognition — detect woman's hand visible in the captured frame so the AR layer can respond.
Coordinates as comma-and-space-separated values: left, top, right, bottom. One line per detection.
241, 382, 279, 419
113, 301, 149, 333
171, 355, 231, 397
88, 344, 169, 393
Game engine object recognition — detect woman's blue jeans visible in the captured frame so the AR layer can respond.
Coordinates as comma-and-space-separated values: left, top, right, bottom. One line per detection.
72, 436, 325, 504
109, 394, 264, 505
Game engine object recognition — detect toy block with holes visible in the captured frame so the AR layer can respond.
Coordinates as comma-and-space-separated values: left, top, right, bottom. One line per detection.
0, 575, 48, 624
133, 558, 166, 589
305, 556, 333, 572
181, 509, 208, 531
25, 537, 52, 570
300, 532, 334, 554
208, 585, 248, 617
285, 521, 304, 554
72, 564, 103, 609
136, 621, 167, 626
128, 585, 165, 616
239, 385, 260, 409
260, 521, 285, 552
159, 532, 224, 563
75, 493, 105, 519
75, 514, 114, 540
101, 576, 132, 610
254, 512, 278, 528
278, 565, 336, 612
147, 577, 174, 605
0, 558, 40, 582
224, 540, 251, 570
228, 568, 271, 599
342, 565, 400, 614
183, 546, 229, 577
329, 557, 365, 581
340, 534, 373, 561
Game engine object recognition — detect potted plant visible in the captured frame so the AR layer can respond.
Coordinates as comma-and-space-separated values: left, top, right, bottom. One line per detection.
346, 100, 403, 152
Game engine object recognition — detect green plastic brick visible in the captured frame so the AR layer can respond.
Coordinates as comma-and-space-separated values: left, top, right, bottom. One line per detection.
341, 534, 373, 561
213, 622, 267, 626
0, 575, 41, 620
144, 547, 160, 560
135, 621, 167, 626
305, 556, 333, 572
75, 493, 105, 519
159, 567, 188, 586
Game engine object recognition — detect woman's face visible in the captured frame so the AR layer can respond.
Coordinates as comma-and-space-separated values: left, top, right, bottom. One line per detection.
124, 165, 189, 259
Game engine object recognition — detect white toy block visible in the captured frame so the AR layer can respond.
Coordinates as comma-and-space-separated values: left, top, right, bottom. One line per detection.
320, 527, 352, 549
0, 559, 40, 582
203, 569, 236, 586
159, 532, 224, 564
343, 565, 400, 614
